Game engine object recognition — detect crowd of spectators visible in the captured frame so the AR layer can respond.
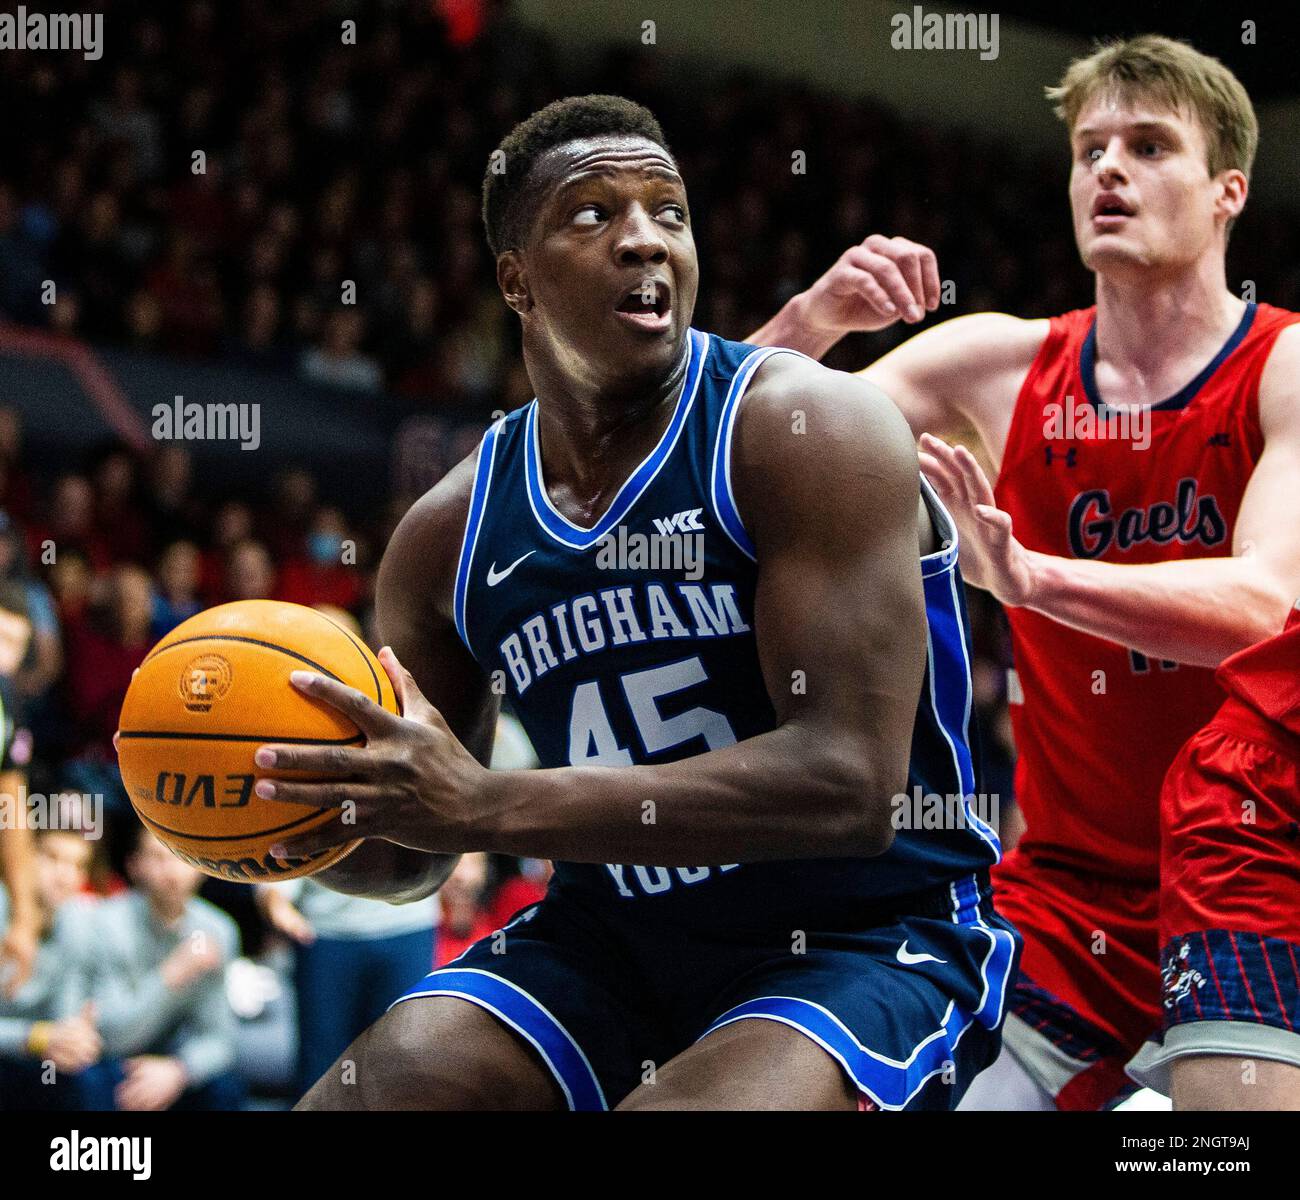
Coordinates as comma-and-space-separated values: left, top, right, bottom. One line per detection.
5, 2, 1297, 403
12, 0, 1298, 1109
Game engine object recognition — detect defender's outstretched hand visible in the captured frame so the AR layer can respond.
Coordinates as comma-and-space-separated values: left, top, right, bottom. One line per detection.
918, 433, 1036, 608
253, 646, 492, 860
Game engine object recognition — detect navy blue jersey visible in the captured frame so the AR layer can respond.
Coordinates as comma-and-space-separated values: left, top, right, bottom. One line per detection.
454, 328, 1000, 928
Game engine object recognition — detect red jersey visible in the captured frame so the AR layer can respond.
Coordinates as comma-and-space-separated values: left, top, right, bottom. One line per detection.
994, 302, 1300, 881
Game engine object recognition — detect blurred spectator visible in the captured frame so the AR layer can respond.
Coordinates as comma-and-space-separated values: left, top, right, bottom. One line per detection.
275, 508, 362, 612
0, 828, 102, 1110
198, 500, 255, 602
151, 540, 203, 638
89, 443, 150, 566
299, 310, 382, 393
0, 408, 37, 526
82, 830, 243, 1111
434, 853, 495, 967
144, 444, 206, 553
222, 538, 276, 602
60, 564, 152, 812
28, 475, 110, 574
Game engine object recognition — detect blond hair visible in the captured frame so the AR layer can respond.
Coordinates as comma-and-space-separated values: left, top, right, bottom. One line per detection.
1046, 35, 1258, 183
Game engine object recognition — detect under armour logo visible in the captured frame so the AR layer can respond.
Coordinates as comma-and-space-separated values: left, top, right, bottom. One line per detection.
1207, 432, 1231, 447
1044, 446, 1077, 467
652, 508, 705, 535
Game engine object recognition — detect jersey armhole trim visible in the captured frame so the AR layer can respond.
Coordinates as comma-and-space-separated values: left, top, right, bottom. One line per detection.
709, 345, 813, 562
453, 420, 503, 655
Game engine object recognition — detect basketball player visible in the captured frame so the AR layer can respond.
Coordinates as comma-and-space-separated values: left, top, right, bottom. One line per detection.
248, 95, 1020, 1111
748, 35, 1300, 1109
1127, 600, 1300, 1109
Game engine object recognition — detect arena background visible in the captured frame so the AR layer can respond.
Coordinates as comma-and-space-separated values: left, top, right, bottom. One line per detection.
0, 0, 1297, 1111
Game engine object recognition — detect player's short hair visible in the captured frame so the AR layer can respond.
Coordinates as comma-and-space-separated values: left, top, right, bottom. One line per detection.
1046, 35, 1258, 186
481, 95, 672, 257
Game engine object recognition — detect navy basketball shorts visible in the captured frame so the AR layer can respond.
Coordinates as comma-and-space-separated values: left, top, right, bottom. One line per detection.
390, 874, 1021, 1110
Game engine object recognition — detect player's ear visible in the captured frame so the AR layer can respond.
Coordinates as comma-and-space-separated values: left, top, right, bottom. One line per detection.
1216, 168, 1248, 224
498, 251, 532, 315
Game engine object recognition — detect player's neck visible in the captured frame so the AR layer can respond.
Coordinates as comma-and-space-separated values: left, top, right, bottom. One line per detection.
1092, 260, 1245, 384
524, 340, 690, 499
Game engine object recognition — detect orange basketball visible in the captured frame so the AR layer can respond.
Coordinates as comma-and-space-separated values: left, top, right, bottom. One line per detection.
117, 599, 398, 882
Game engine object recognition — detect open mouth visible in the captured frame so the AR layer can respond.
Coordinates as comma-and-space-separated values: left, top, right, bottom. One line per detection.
614, 278, 672, 332
1092, 194, 1135, 223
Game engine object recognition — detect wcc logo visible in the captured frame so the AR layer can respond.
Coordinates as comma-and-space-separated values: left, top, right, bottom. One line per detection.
1067, 477, 1227, 559
652, 508, 705, 535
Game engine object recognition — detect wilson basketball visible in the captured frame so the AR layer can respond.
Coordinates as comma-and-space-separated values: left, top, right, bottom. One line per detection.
116, 600, 398, 882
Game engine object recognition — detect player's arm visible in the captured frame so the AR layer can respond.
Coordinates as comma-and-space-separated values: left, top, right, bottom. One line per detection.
919, 326, 1300, 666
747, 236, 1046, 446
265, 360, 928, 865
303, 452, 501, 903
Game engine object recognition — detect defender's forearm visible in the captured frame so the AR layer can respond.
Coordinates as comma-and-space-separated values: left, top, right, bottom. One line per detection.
1025, 551, 1293, 667
479, 723, 899, 865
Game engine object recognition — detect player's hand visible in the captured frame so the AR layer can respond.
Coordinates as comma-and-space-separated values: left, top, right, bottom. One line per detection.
0, 914, 39, 998
43, 1004, 102, 1074
253, 647, 491, 860
794, 235, 940, 337
116, 1056, 188, 1111
918, 434, 1036, 607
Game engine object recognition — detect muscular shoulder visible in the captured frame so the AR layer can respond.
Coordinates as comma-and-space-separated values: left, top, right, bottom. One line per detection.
378, 444, 482, 624
732, 353, 919, 545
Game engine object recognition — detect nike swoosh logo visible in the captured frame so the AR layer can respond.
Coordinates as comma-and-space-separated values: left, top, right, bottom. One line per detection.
896, 940, 947, 966
486, 551, 536, 587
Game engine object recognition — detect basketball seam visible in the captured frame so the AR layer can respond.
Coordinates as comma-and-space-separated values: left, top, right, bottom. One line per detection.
142, 634, 346, 681
117, 731, 366, 743
314, 610, 384, 703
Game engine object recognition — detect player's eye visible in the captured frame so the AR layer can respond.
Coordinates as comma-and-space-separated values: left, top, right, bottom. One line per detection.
658, 203, 687, 224
1138, 141, 1165, 157
572, 205, 606, 227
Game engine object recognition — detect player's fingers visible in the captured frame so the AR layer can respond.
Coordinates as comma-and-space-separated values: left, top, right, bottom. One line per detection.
884, 240, 927, 317
379, 646, 439, 725
288, 670, 396, 736
918, 434, 964, 485
918, 244, 941, 310
847, 269, 901, 319
917, 452, 962, 505
253, 741, 369, 776
954, 444, 997, 507
252, 776, 386, 811
843, 247, 921, 321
